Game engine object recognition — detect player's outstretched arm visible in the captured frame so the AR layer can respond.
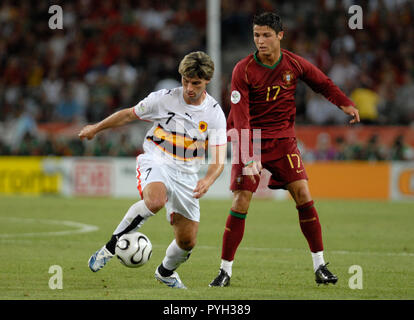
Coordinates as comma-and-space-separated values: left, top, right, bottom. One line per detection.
339, 105, 360, 124
193, 144, 227, 199
78, 107, 137, 140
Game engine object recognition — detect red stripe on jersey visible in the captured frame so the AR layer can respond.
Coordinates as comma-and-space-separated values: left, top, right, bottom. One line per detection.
210, 142, 227, 146
136, 162, 143, 199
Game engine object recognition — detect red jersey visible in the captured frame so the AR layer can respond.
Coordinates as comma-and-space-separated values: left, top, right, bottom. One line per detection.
228, 49, 355, 164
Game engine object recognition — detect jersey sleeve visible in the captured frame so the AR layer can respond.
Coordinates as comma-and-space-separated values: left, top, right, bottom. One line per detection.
295, 54, 355, 108
132, 90, 165, 121
207, 106, 227, 146
229, 61, 251, 131
228, 61, 254, 165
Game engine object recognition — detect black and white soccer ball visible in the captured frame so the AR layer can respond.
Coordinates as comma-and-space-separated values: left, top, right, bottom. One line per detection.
115, 232, 152, 268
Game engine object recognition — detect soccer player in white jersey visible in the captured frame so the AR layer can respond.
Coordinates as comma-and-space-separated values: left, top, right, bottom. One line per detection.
79, 51, 227, 289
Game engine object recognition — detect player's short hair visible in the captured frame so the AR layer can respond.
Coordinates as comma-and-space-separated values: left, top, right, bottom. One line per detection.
253, 12, 283, 33
178, 51, 214, 81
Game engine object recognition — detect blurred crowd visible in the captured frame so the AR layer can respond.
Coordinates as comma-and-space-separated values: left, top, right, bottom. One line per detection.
299, 132, 413, 162
0, 0, 413, 159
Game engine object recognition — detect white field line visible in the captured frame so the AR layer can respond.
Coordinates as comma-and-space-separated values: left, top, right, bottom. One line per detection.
0, 217, 99, 238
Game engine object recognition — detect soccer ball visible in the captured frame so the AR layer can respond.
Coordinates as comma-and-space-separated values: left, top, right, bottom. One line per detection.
115, 232, 152, 268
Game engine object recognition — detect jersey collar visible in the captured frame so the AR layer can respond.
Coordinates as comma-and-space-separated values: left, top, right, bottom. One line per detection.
253, 51, 283, 70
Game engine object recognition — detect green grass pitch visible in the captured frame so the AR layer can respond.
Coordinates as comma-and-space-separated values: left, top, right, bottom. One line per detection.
0, 195, 413, 300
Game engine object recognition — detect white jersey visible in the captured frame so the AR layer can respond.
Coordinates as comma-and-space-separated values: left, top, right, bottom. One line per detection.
133, 87, 227, 173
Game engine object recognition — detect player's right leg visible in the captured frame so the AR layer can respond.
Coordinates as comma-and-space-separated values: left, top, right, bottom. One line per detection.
209, 189, 253, 287
88, 157, 168, 272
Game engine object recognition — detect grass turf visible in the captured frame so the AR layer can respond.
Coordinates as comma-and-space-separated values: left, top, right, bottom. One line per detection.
0, 195, 413, 300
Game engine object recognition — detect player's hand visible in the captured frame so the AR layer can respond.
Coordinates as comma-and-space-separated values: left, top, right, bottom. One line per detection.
193, 178, 212, 199
78, 124, 98, 140
242, 160, 262, 184
340, 105, 360, 124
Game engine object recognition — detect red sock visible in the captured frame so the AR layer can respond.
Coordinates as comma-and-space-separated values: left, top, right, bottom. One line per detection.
297, 200, 324, 253
221, 209, 246, 261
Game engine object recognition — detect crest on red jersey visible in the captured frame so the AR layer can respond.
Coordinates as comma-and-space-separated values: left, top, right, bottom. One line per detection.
282, 70, 295, 87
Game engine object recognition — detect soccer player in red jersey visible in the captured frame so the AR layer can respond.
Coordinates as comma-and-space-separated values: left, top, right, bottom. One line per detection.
209, 12, 360, 287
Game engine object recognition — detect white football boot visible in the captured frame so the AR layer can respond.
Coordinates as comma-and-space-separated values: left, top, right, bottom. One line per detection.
88, 245, 114, 272
155, 266, 187, 289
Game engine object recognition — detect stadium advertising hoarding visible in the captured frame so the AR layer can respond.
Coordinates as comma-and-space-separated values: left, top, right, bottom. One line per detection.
305, 161, 390, 199
306, 161, 413, 200
391, 163, 414, 200
0, 157, 413, 200
46, 157, 116, 197
44, 157, 139, 198
0, 157, 61, 195
72, 159, 113, 196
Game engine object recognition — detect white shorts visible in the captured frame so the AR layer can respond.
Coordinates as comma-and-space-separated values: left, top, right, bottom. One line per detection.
136, 153, 200, 223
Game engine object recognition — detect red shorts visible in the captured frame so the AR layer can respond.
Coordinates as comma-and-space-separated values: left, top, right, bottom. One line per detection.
230, 137, 308, 192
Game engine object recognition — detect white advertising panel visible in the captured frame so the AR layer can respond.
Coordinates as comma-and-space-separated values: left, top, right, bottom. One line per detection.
391, 162, 414, 200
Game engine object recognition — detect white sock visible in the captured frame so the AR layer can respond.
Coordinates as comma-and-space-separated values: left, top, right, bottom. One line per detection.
162, 239, 192, 271
220, 259, 233, 277
311, 251, 325, 272
113, 200, 154, 235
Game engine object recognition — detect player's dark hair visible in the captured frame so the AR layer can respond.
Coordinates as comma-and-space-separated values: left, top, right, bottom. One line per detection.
253, 12, 283, 33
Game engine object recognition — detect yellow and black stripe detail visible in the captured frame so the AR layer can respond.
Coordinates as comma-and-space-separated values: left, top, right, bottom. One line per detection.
147, 124, 208, 161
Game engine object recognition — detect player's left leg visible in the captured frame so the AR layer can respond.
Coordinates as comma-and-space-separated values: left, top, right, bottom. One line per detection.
155, 213, 198, 289
287, 179, 338, 285
104, 182, 166, 254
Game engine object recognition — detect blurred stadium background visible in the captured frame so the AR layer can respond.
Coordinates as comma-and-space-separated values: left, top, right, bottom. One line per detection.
0, 0, 413, 200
